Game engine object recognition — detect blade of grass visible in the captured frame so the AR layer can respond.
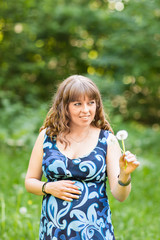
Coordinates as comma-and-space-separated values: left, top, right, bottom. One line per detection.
0, 195, 6, 231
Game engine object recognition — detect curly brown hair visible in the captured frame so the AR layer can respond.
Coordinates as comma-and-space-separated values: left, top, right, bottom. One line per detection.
40, 75, 113, 147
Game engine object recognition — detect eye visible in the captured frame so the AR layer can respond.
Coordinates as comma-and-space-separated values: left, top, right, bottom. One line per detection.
89, 100, 95, 105
74, 102, 81, 106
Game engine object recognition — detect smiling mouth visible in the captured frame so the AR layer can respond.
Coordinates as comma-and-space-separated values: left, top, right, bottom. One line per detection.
80, 116, 90, 119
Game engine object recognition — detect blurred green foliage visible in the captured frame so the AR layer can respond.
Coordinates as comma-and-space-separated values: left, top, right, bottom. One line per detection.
0, 121, 160, 239
0, 0, 160, 144
0, 1, 160, 238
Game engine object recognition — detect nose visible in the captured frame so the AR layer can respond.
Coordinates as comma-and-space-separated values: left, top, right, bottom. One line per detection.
82, 103, 89, 113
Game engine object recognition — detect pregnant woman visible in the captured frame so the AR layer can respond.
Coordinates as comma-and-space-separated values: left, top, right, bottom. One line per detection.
25, 75, 140, 240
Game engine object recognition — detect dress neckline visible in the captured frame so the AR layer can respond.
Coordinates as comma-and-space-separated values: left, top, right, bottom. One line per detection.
55, 129, 103, 160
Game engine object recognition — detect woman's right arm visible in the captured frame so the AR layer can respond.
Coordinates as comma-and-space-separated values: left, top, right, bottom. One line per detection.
25, 129, 46, 195
25, 129, 82, 201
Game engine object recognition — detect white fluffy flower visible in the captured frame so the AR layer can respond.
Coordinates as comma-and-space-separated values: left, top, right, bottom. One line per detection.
116, 130, 128, 140
19, 207, 27, 215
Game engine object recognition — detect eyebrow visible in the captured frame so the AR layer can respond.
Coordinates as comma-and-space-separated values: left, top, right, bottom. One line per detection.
71, 98, 95, 102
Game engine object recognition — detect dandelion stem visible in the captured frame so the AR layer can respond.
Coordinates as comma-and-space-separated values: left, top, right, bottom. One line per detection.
121, 140, 127, 169
122, 139, 125, 153
120, 147, 125, 154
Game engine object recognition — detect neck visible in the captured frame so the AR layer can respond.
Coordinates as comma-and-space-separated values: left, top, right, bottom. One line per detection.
68, 125, 91, 143
70, 125, 91, 134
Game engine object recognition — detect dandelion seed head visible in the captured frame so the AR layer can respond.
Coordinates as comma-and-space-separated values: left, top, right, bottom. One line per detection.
116, 130, 128, 140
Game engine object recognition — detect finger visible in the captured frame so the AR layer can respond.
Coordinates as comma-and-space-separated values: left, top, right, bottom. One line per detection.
125, 154, 137, 160
125, 157, 136, 162
61, 196, 73, 202
125, 153, 136, 158
125, 152, 136, 159
133, 161, 140, 166
65, 187, 82, 195
125, 151, 131, 156
65, 183, 81, 191
64, 192, 80, 200
62, 180, 76, 184
63, 185, 82, 194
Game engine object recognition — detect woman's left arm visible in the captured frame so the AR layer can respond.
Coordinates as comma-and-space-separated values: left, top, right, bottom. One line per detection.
106, 133, 140, 202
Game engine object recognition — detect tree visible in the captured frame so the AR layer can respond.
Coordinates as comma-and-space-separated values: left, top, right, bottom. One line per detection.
0, 0, 159, 124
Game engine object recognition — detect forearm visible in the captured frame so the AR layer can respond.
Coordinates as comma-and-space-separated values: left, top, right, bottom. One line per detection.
25, 178, 46, 196
111, 173, 131, 202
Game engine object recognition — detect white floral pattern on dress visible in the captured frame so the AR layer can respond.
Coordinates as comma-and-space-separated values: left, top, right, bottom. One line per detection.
39, 130, 115, 240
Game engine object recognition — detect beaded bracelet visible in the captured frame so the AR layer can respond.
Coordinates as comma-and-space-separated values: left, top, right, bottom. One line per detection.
42, 182, 48, 195
118, 175, 131, 186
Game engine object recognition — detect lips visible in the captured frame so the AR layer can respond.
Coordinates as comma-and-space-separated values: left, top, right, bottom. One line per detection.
79, 116, 91, 121
80, 115, 90, 119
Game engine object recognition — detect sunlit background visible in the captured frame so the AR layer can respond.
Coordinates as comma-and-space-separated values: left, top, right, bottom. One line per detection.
0, 0, 160, 239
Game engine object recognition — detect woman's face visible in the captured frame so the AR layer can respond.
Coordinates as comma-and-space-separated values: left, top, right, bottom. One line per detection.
68, 96, 96, 128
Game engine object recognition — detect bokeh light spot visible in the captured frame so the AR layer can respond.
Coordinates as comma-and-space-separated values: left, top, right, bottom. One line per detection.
88, 50, 98, 59
115, 2, 124, 11
14, 23, 23, 33
87, 66, 95, 75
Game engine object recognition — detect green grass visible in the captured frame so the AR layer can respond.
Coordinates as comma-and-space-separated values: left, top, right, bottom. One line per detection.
108, 121, 160, 239
0, 146, 41, 240
0, 121, 160, 239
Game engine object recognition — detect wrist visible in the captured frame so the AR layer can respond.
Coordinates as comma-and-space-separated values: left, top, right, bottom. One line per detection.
118, 174, 131, 187
118, 171, 130, 181
42, 182, 48, 195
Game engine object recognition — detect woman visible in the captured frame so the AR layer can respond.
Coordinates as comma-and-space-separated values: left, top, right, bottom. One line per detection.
25, 75, 140, 240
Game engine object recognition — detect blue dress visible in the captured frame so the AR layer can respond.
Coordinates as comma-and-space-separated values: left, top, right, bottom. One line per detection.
39, 129, 115, 240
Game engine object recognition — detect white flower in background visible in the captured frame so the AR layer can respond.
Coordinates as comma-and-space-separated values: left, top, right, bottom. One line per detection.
19, 207, 27, 215
116, 130, 128, 141
21, 172, 26, 179
115, 2, 124, 11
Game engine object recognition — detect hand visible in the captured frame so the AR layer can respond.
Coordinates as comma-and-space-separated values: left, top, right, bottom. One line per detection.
45, 180, 82, 202
119, 151, 140, 175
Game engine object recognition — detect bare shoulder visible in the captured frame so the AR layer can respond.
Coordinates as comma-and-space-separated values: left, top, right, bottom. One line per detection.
34, 128, 46, 147
106, 132, 121, 153
91, 126, 101, 134
39, 128, 46, 139
90, 127, 101, 139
